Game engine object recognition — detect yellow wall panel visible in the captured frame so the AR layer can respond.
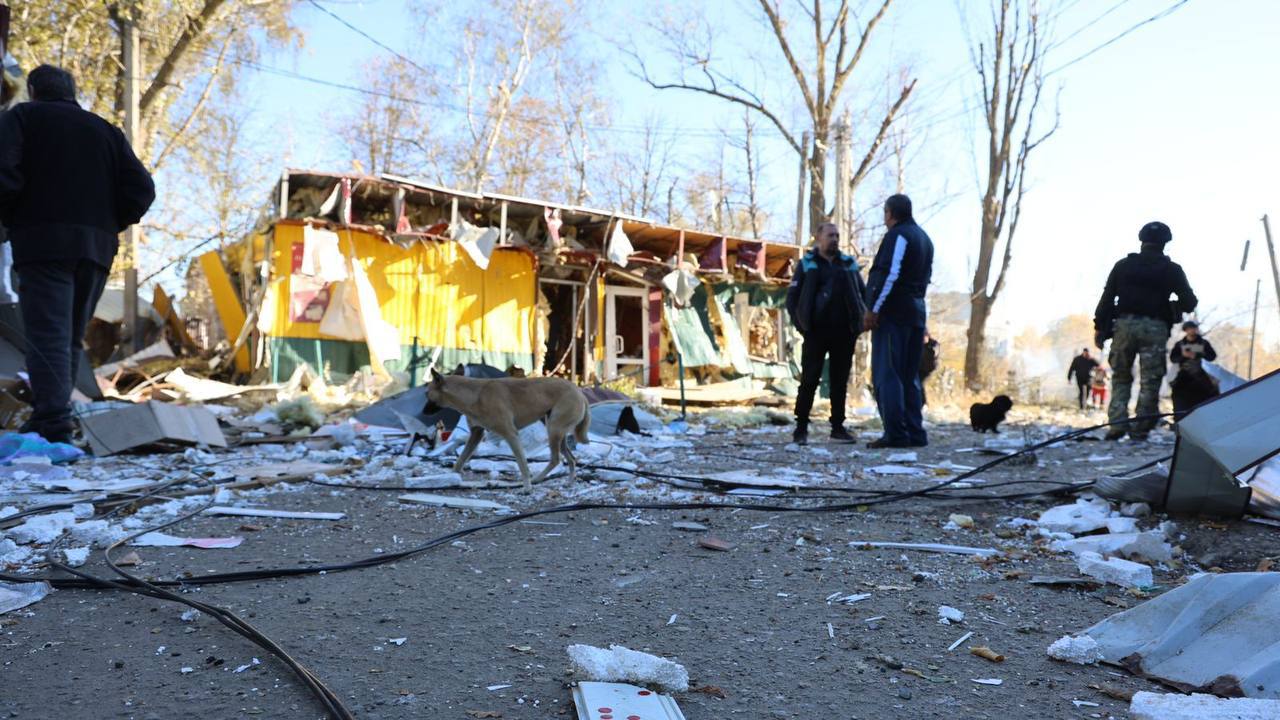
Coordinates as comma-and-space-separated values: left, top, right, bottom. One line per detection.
256, 222, 536, 357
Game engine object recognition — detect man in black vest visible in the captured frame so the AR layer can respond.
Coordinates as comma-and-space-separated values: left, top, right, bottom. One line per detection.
863, 194, 933, 449
0, 65, 155, 442
785, 222, 867, 445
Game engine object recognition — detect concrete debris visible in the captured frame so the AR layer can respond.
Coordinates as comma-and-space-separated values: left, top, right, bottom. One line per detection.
67, 520, 128, 548
1120, 502, 1151, 517
1046, 635, 1102, 664
1076, 551, 1153, 588
1129, 692, 1280, 720
946, 513, 974, 529
566, 643, 690, 693
0, 581, 52, 614
938, 605, 965, 624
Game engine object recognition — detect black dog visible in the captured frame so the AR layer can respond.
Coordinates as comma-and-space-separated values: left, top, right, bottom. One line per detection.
969, 395, 1014, 433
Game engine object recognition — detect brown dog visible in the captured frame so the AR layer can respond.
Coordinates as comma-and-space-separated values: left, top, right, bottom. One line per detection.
425, 371, 590, 492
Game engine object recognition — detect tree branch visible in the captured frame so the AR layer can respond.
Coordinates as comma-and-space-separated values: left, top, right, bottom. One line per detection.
757, 0, 818, 118
140, 0, 230, 113
848, 78, 917, 192
150, 27, 236, 172
830, 0, 894, 101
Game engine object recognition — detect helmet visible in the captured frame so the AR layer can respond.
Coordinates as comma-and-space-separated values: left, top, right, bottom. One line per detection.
1139, 221, 1172, 244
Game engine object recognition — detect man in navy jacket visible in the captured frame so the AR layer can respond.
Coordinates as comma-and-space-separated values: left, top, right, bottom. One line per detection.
862, 194, 933, 448
786, 222, 867, 445
0, 65, 155, 442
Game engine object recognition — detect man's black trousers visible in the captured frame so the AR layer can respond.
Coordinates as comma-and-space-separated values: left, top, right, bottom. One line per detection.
16, 259, 108, 436
794, 329, 855, 428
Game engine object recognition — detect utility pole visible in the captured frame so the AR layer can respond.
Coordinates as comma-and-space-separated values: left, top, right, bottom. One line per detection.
122, 7, 142, 352
793, 130, 810, 246
832, 113, 854, 257
1263, 214, 1280, 326
1248, 278, 1260, 379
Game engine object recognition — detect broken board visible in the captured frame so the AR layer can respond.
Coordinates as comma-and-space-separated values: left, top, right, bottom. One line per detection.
206, 506, 345, 521
398, 493, 512, 512
572, 681, 686, 720
80, 401, 227, 456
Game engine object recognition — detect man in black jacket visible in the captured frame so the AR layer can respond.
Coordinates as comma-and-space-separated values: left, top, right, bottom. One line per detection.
0, 65, 155, 442
1067, 348, 1099, 410
1168, 320, 1219, 416
785, 222, 867, 445
863, 194, 933, 448
1093, 221, 1197, 440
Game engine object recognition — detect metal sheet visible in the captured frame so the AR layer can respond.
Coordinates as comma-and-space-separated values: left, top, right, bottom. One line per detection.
1083, 572, 1280, 698
571, 681, 686, 720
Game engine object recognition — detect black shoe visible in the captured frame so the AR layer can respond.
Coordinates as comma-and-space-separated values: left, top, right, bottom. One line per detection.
793, 425, 809, 445
1128, 430, 1150, 441
830, 426, 855, 443
1104, 428, 1127, 441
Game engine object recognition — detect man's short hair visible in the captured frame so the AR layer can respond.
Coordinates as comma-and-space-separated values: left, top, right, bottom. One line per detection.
27, 65, 76, 102
1182, 320, 1199, 330
885, 194, 913, 222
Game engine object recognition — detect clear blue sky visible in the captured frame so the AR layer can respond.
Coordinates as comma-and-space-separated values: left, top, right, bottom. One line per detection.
240, 0, 1280, 352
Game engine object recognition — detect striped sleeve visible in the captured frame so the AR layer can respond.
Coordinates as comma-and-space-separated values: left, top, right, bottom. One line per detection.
872, 236, 907, 312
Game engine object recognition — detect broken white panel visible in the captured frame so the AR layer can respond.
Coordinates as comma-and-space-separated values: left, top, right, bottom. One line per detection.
566, 644, 689, 693
206, 506, 345, 521
1084, 572, 1280, 699
704, 470, 807, 489
868, 464, 925, 476
1077, 551, 1153, 588
606, 221, 634, 267
572, 681, 686, 720
5, 511, 77, 544
1130, 692, 1280, 720
398, 493, 512, 512
0, 581, 52, 614
849, 541, 999, 558
132, 532, 243, 549
886, 451, 918, 463
450, 219, 499, 270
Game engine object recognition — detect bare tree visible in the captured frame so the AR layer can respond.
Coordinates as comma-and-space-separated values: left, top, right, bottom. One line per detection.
724, 110, 765, 239
963, 0, 1060, 389
334, 56, 437, 177
633, 0, 915, 236
600, 114, 677, 219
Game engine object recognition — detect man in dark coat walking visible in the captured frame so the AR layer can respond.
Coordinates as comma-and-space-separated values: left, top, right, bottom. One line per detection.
863, 194, 933, 449
1068, 348, 1099, 411
786, 221, 867, 445
0, 65, 155, 442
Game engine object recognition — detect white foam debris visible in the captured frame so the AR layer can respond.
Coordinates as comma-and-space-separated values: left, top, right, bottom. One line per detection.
0, 538, 31, 565
61, 547, 90, 567
1047, 635, 1102, 665
1077, 551, 1153, 588
566, 644, 690, 693
1105, 517, 1139, 533
67, 520, 128, 548
1036, 498, 1111, 534
1120, 502, 1151, 518
1053, 531, 1173, 563
938, 605, 965, 625
5, 511, 77, 544
71, 503, 94, 519
1129, 692, 1280, 720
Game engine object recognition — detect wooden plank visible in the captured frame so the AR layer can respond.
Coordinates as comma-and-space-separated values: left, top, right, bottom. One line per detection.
198, 251, 251, 372
151, 285, 199, 352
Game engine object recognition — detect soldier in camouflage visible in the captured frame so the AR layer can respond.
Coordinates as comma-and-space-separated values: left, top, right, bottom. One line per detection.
1093, 221, 1198, 440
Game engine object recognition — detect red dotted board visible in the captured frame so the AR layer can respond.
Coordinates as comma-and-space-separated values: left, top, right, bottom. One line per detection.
571, 682, 686, 720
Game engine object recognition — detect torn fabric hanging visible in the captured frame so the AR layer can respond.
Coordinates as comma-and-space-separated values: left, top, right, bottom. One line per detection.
449, 219, 499, 270
299, 226, 348, 282
606, 220, 634, 267
1163, 368, 1280, 518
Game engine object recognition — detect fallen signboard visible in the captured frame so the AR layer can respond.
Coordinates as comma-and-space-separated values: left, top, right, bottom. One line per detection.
571, 681, 686, 720
80, 401, 227, 456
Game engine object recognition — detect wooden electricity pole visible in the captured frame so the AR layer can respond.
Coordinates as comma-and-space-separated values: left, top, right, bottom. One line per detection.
122, 8, 142, 352
1262, 214, 1280, 327
793, 130, 810, 246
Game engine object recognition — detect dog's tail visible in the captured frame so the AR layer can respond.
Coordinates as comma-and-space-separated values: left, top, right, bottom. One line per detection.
575, 402, 591, 444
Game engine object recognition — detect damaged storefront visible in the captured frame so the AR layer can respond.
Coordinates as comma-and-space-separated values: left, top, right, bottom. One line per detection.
194, 171, 800, 395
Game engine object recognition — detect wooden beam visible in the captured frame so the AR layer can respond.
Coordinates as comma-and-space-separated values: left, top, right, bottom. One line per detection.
198, 251, 251, 372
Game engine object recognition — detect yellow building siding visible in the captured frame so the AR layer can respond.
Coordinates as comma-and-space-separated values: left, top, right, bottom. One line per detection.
257, 222, 537, 358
